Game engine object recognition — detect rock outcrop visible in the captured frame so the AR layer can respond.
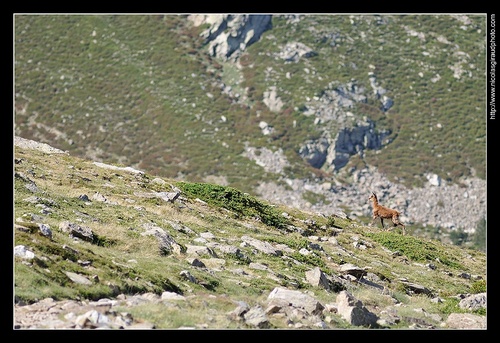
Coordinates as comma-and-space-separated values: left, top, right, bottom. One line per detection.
189, 14, 272, 60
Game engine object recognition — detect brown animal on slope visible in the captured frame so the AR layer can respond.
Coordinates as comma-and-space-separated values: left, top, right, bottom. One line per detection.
368, 192, 406, 235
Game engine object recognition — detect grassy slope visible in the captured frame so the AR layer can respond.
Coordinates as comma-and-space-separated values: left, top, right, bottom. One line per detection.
14, 14, 486, 195
14, 142, 486, 329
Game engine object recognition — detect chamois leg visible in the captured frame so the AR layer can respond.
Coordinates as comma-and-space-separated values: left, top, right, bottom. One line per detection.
380, 218, 386, 230
399, 223, 406, 235
392, 217, 405, 235
391, 222, 398, 234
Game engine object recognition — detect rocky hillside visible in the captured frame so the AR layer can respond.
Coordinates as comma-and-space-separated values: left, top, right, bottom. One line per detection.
14, 14, 487, 237
14, 137, 486, 329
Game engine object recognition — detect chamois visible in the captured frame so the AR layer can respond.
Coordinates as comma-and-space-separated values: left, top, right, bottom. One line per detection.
368, 192, 406, 235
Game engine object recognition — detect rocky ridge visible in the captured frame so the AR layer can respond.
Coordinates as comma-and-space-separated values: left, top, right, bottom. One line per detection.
247, 148, 486, 234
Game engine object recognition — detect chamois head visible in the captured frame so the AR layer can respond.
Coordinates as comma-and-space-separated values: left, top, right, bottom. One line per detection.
369, 191, 378, 202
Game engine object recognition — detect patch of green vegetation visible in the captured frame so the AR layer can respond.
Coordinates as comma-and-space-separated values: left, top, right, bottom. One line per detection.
17, 233, 79, 262
15, 265, 73, 303
175, 181, 290, 229
288, 252, 327, 270
365, 232, 463, 269
265, 234, 310, 250
470, 279, 486, 294
438, 298, 466, 316
474, 307, 486, 316
92, 233, 118, 247
391, 290, 412, 305
326, 215, 352, 230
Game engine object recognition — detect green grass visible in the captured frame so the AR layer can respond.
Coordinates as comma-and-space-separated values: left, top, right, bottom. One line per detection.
175, 181, 290, 229
366, 232, 464, 269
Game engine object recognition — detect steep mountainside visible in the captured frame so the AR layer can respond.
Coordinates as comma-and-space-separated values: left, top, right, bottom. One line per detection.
14, 136, 486, 329
14, 14, 487, 237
